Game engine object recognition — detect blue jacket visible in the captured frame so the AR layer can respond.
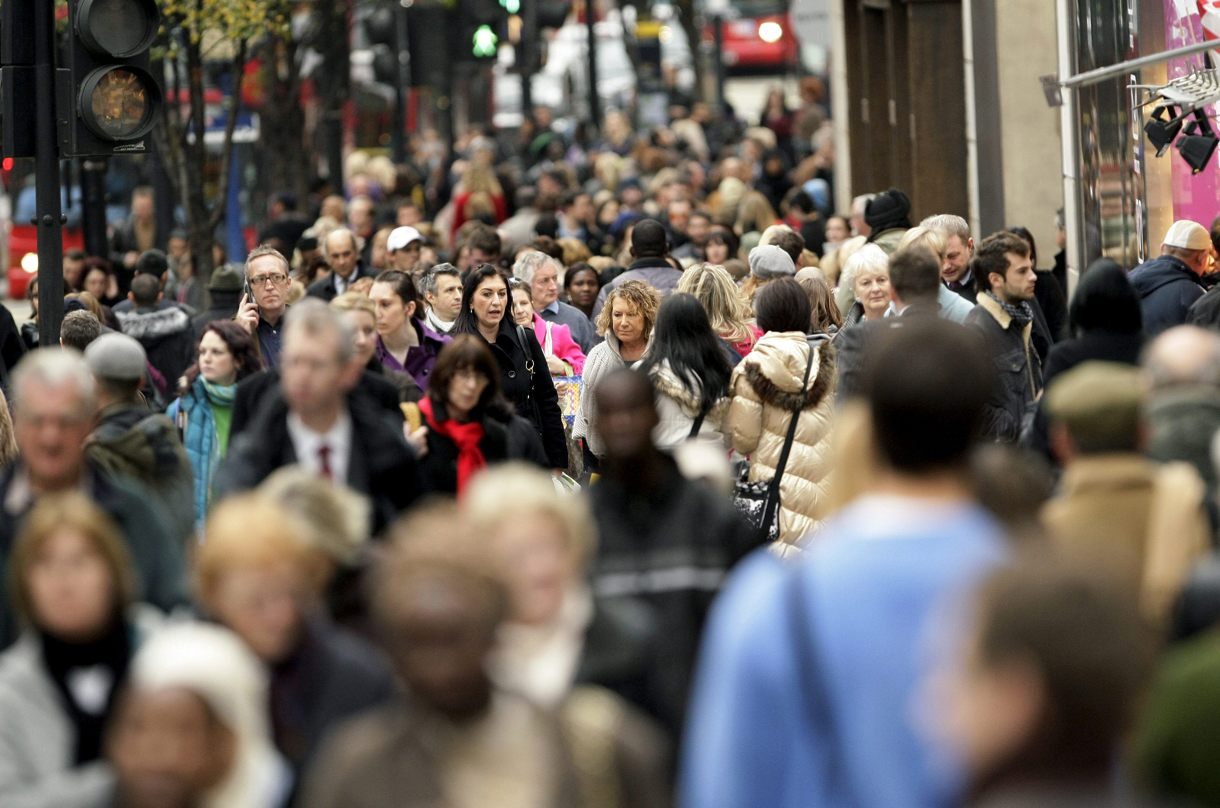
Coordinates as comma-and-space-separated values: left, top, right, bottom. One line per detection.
680, 496, 1008, 808
167, 377, 224, 532
1128, 254, 1205, 337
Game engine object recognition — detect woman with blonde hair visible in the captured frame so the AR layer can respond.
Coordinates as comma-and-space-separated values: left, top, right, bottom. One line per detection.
677, 262, 762, 357
575, 280, 661, 463
0, 493, 154, 806
451, 162, 507, 241
196, 495, 395, 776
734, 191, 779, 242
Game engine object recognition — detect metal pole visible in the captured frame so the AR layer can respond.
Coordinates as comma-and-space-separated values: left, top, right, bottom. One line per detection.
392, 0, 410, 163
80, 159, 109, 258
521, 0, 536, 118
712, 14, 726, 112
1055, 0, 1084, 289
1060, 36, 1218, 90
586, 0, 600, 130
33, 0, 63, 344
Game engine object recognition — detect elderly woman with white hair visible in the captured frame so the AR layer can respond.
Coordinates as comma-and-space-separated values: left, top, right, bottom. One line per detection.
835, 243, 891, 330
108, 621, 289, 808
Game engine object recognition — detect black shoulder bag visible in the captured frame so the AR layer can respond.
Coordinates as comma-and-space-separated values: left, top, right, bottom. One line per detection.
731, 342, 815, 545
514, 324, 545, 437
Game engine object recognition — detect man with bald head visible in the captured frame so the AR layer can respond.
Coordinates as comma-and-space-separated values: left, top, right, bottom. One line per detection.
307, 228, 374, 302
1141, 325, 1220, 491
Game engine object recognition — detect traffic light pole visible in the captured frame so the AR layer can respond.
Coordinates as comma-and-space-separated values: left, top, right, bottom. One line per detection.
392, 1, 410, 164
586, 0, 600, 130
33, 0, 64, 344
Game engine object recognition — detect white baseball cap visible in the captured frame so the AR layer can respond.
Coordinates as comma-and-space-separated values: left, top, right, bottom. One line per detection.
1162, 220, 1211, 251
387, 226, 423, 252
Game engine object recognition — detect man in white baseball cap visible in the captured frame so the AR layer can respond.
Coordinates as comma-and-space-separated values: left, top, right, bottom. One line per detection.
386, 226, 424, 274
1128, 220, 1211, 336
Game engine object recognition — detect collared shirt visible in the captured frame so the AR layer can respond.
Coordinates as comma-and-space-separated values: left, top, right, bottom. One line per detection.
287, 409, 353, 483
257, 314, 285, 369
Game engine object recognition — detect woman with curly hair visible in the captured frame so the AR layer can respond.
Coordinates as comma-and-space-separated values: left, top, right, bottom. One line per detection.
574, 280, 660, 462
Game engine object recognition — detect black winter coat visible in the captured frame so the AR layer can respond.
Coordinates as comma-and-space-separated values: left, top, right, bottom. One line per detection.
476, 319, 568, 469
416, 405, 548, 495
1129, 254, 1206, 336
215, 388, 422, 534
966, 296, 1045, 443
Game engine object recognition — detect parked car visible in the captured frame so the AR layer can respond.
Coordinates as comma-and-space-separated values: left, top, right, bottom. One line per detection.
7, 185, 85, 300
702, 0, 799, 72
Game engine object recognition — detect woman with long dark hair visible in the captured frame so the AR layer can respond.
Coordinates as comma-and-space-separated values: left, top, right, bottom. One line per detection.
167, 320, 263, 532
409, 335, 547, 495
638, 293, 733, 451
452, 264, 567, 469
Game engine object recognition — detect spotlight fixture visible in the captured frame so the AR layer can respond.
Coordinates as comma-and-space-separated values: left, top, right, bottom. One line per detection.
1176, 110, 1220, 174
1145, 104, 1183, 156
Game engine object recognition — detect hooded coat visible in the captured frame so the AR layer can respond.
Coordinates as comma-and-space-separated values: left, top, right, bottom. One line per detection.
647, 359, 728, 452
725, 331, 836, 547
1128, 254, 1206, 336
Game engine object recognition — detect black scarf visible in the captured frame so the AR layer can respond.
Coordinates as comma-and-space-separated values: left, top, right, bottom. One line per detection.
40, 617, 132, 764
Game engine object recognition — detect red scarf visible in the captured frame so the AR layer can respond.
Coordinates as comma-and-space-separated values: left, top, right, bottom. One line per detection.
419, 397, 486, 494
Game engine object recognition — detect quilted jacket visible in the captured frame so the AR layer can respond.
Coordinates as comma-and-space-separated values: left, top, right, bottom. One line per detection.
725, 331, 836, 547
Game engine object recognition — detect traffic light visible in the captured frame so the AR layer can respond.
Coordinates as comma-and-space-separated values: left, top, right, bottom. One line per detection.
57, 0, 162, 157
453, 0, 504, 62
1, 0, 36, 158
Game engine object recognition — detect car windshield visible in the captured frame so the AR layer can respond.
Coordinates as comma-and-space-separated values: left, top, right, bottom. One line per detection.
731, 0, 786, 17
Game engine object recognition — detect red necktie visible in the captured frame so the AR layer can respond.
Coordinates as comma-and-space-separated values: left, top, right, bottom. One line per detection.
317, 444, 333, 481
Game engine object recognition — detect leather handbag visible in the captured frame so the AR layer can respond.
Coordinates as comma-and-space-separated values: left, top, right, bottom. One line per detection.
732, 342, 816, 545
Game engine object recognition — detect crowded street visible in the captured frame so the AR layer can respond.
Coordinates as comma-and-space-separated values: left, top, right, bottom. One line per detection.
3, 0, 1220, 806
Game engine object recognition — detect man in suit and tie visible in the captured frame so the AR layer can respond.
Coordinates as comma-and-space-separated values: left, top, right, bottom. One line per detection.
215, 299, 421, 532
307, 227, 374, 302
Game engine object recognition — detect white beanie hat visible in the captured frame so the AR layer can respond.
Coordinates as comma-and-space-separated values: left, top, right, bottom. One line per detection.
129, 622, 286, 808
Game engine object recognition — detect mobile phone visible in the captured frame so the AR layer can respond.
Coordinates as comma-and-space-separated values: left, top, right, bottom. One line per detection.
243, 279, 258, 311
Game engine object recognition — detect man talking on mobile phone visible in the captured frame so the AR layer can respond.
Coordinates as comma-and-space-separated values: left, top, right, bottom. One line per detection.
236, 245, 292, 369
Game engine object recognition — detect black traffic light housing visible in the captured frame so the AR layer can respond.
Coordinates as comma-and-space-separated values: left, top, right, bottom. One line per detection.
1, 0, 37, 158
57, 0, 162, 157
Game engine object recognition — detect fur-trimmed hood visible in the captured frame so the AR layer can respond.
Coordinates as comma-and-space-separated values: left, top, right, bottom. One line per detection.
738, 331, 834, 411
115, 305, 191, 341
649, 358, 727, 419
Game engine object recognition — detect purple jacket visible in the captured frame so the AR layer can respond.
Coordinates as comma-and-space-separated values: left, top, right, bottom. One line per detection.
375, 318, 451, 391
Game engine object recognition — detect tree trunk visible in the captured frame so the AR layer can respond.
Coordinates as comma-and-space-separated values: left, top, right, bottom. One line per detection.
255, 33, 309, 232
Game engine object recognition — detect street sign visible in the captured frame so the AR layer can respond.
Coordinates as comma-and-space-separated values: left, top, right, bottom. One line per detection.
789, 0, 829, 48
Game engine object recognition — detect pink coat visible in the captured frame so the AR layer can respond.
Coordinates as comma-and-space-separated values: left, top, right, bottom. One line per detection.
532, 314, 586, 375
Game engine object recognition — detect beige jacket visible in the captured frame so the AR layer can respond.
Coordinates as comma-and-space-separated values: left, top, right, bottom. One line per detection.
1041, 455, 1210, 623
725, 331, 836, 547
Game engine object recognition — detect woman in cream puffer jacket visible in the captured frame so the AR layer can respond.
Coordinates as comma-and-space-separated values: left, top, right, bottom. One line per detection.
726, 328, 836, 549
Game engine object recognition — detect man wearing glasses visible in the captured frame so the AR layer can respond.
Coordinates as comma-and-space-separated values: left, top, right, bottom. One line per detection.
237, 245, 292, 369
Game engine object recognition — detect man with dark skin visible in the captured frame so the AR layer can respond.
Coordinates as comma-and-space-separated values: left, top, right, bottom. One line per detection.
300, 505, 584, 807
588, 369, 754, 738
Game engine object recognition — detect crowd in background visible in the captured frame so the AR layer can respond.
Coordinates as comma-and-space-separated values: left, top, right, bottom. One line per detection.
2, 87, 1220, 807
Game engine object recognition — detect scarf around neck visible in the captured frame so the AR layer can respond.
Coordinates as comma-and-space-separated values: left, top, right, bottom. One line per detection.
985, 291, 1033, 329
202, 378, 237, 406
419, 396, 486, 494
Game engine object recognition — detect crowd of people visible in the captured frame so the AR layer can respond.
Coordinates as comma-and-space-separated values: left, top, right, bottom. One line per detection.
2, 91, 1220, 807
